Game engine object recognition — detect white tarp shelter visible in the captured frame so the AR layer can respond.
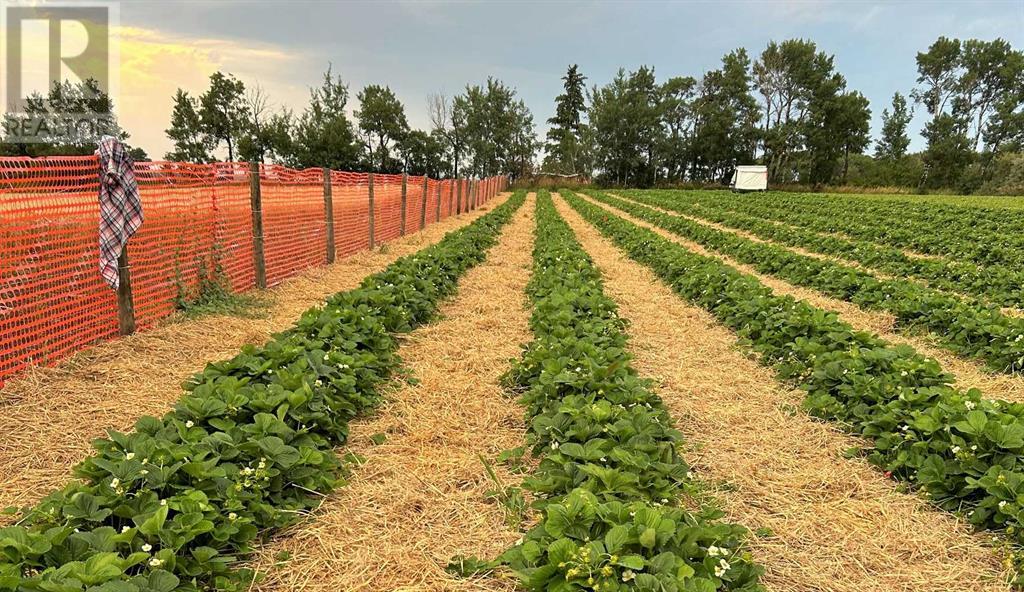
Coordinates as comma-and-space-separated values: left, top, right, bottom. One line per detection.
730, 165, 768, 191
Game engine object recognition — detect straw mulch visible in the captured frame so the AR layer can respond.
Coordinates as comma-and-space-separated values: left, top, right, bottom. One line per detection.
0, 195, 514, 515
552, 193, 1012, 592
250, 195, 537, 592
585, 192, 1024, 405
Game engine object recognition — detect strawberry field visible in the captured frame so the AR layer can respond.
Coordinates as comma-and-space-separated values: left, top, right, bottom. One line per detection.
6, 187, 1024, 592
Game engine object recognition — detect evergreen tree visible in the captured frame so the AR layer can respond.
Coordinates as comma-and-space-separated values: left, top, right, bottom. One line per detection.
543, 64, 589, 175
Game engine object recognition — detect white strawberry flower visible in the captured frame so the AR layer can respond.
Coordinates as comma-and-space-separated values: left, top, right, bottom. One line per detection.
714, 559, 731, 577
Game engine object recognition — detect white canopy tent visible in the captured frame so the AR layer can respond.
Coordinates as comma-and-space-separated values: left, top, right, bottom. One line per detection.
730, 165, 768, 191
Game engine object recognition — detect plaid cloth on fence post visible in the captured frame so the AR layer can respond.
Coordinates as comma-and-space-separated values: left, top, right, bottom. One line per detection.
95, 136, 143, 289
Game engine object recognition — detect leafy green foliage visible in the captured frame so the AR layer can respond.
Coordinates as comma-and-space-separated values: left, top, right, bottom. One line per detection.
563, 189, 1024, 581
492, 191, 763, 591
480, 455, 527, 528
173, 259, 268, 320
455, 78, 538, 179
0, 192, 526, 591
356, 84, 410, 172
592, 190, 1024, 374
876, 93, 912, 161
622, 189, 1024, 309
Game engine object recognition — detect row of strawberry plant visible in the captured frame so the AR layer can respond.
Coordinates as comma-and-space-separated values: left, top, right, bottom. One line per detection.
561, 189, 1024, 580
619, 190, 1024, 309
488, 191, 762, 591
646, 190, 1024, 269
753, 190, 1024, 239
0, 191, 526, 592
585, 190, 1024, 375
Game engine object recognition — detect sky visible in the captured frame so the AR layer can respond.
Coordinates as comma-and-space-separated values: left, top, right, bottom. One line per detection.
35, 0, 1024, 160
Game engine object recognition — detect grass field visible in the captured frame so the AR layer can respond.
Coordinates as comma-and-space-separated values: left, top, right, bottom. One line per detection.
7, 187, 1024, 591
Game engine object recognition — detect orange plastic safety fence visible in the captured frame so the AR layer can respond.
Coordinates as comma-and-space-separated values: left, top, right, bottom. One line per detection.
260, 165, 326, 286
426, 178, 440, 225
374, 174, 402, 244
405, 175, 424, 231
0, 156, 117, 378
0, 154, 507, 387
132, 162, 243, 329
330, 171, 369, 257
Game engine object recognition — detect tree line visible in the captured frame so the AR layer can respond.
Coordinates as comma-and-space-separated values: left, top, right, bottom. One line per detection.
3, 35, 1021, 193
544, 36, 1024, 194
164, 67, 537, 179
0, 67, 539, 181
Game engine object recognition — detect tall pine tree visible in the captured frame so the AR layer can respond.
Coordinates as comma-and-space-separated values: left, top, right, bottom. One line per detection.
543, 64, 589, 176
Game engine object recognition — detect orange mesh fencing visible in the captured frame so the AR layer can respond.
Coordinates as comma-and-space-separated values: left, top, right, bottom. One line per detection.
0, 154, 507, 387
0, 156, 117, 378
260, 165, 327, 286
374, 174, 402, 245
331, 171, 370, 257
426, 178, 440, 225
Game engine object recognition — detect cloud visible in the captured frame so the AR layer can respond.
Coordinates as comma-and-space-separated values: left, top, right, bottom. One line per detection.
114, 25, 309, 158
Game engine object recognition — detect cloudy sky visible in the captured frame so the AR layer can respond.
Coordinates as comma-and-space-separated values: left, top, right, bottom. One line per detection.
72, 0, 1024, 158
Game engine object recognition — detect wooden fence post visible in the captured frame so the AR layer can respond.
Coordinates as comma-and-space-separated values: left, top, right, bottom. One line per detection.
435, 182, 442, 222
456, 179, 462, 215
323, 167, 335, 264
249, 161, 267, 289
116, 245, 135, 335
368, 172, 376, 250
420, 176, 428, 230
449, 180, 455, 216
400, 172, 408, 236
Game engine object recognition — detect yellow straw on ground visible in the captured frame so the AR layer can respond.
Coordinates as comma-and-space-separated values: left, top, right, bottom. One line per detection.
251, 195, 537, 592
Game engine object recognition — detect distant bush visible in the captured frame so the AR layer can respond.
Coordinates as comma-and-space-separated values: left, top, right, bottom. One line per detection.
978, 153, 1024, 196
